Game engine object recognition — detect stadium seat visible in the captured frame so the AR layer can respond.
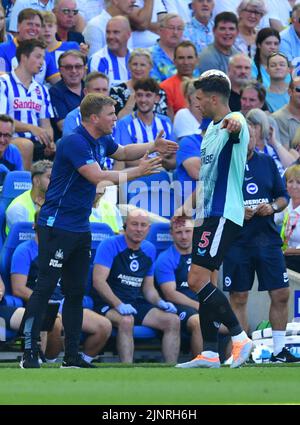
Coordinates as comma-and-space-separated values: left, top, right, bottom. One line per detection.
111, 325, 159, 339
0, 171, 32, 208
0, 221, 35, 301
146, 222, 172, 257
86, 222, 114, 295
119, 171, 175, 219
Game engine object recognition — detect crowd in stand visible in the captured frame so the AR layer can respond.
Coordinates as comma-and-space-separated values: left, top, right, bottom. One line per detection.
0, 0, 300, 364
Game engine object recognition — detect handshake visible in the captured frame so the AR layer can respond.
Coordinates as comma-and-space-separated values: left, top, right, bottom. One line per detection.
115, 300, 177, 315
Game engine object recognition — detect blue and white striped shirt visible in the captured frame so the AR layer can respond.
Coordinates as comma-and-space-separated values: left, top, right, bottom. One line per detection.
0, 70, 54, 141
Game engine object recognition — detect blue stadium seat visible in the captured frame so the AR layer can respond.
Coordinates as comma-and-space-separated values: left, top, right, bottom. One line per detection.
146, 222, 172, 257
0, 171, 32, 208
119, 171, 175, 219
86, 222, 114, 295
112, 325, 159, 339
0, 221, 35, 301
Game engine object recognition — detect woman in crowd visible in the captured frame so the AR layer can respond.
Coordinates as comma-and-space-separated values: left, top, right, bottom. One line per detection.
109, 48, 167, 118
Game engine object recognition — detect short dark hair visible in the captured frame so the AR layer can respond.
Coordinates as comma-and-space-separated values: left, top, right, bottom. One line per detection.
0, 114, 14, 127
194, 74, 231, 99
214, 12, 238, 29
58, 49, 87, 67
18, 8, 43, 25
240, 80, 266, 102
16, 39, 46, 63
174, 40, 197, 59
133, 77, 160, 94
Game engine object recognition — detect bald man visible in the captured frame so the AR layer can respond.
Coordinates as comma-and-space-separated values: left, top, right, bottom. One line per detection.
92, 208, 180, 363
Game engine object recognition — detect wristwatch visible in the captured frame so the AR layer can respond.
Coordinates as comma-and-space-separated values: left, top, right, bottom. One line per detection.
271, 202, 279, 213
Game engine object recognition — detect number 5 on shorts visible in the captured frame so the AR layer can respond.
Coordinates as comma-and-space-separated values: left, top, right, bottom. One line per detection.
198, 231, 211, 248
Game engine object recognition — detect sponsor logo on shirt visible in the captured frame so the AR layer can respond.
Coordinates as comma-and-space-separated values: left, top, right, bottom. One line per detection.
13, 98, 42, 112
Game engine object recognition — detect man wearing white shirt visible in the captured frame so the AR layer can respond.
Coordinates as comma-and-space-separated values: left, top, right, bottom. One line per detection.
163, 0, 192, 23
9, 0, 55, 33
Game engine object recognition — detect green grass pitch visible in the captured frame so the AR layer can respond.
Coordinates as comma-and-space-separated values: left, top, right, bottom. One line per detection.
0, 363, 300, 405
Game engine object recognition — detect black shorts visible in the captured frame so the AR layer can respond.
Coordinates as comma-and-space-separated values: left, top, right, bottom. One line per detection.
175, 304, 198, 333
223, 244, 289, 292
0, 305, 18, 330
192, 216, 241, 271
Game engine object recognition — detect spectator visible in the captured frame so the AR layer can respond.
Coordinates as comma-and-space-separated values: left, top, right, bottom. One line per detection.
6, 160, 52, 234
9, 0, 55, 34
266, 52, 290, 113
0, 114, 23, 189
78, 0, 104, 24
290, 127, 300, 163
109, 48, 168, 119
155, 218, 202, 357
279, 164, 300, 273
213, 0, 239, 17
198, 12, 239, 75
53, 0, 87, 48
272, 77, 300, 149
240, 80, 267, 115
173, 78, 204, 139
234, 0, 267, 58
41, 11, 80, 69
0, 4, 13, 43
228, 53, 252, 111
90, 186, 123, 233
247, 108, 295, 176
0, 39, 55, 170
11, 212, 112, 364
83, 0, 135, 57
114, 77, 176, 171
149, 13, 185, 83
183, 0, 215, 55
260, 0, 297, 32
252, 27, 290, 88
63, 71, 109, 136
160, 41, 199, 120
223, 122, 299, 364
88, 16, 131, 88
49, 49, 86, 140
280, 4, 300, 71
92, 208, 180, 363
0, 8, 60, 86
163, 0, 192, 23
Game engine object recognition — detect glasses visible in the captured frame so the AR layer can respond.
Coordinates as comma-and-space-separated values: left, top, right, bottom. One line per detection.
60, 8, 79, 16
163, 25, 184, 32
293, 87, 300, 93
0, 132, 12, 139
242, 9, 263, 16
60, 64, 85, 71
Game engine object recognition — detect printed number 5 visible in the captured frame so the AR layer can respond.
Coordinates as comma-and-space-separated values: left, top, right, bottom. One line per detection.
199, 231, 211, 248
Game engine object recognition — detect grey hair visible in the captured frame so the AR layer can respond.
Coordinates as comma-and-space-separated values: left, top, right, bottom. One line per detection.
246, 108, 270, 140
237, 0, 267, 16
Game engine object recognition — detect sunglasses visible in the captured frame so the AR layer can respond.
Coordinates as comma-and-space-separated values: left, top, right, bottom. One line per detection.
60, 64, 85, 71
293, 87, 300, 93
60, 8, 79, 16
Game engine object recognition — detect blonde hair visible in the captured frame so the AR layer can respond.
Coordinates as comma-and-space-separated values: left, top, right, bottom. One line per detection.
41, 11, 57, 24
285, 164, 300, 181
237, 0, 267, 16
80, 93, 116, 121
0, 4, 7, 43
129, 48, 153, 67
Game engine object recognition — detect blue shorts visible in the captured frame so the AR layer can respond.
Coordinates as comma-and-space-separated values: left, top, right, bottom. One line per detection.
223, 244, 289, 292
99, 298, 156, 325
175, 304, 198, 333
0, 305, 18, 329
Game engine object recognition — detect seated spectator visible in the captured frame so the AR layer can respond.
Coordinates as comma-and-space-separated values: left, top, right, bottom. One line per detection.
234, 0, 267, 58
183, 0, 214, 55
280, 4, 300, 71
272, 77, 300, 149
92, 208, 180, 363
155, 218, 202, 357
0, 39, 55, 170
114, 77, 176, 171
160, 41, 199, 120
41, 11, 80, 69
0, 114, 23, 189
78, 0, 104, 24
173, 78, 203, 140
149, 13, 185, 83
246, 108, 295, 176
163, 0, 192, 23
90, 187, 123, 233
278, 164, 300, 273
88, 16, 131, 88
109, 48, 167, 119
0, 8, 60, 86
251, 27, 290, 88
266, 52, 290, 113
49, 49, 86, 140
11, 212, 112, 364
240, 80, 268, 116
8, 0, 55, 34
260, 0, 296, 32
0, 3, 13, 43
228, 53, 252, 112
198, 12, 239, 75
6, 160, 52, 234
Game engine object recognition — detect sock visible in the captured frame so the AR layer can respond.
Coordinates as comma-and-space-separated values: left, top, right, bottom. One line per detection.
81, 353, 94, 363
45, 358, 57, 363
232, 331, 248, 343
198, 282, 243, 337
272, 330, 286, 355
